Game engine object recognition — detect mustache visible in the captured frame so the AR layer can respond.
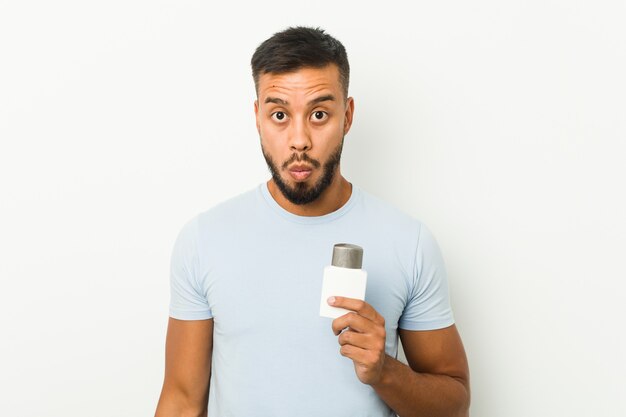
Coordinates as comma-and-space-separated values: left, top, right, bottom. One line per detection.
281, 153, 321, 170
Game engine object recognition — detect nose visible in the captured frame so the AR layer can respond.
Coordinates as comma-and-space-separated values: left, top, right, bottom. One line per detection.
288, 117, 312, 152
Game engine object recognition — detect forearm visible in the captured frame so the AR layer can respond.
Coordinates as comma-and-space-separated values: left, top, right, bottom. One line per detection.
155, 402, 207, 417
371, 354, 470, 417
154, 386, 208, 417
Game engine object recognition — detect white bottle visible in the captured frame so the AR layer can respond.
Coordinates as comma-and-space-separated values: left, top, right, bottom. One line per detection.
319, 243, 368, 318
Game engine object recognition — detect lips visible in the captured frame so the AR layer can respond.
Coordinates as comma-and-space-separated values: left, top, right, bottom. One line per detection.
288, 164, 313, 181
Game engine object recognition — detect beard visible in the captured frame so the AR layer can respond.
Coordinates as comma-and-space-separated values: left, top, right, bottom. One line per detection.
261, 139, 344, 206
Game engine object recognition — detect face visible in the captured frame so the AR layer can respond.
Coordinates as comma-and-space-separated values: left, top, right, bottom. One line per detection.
254, 64, 354, 205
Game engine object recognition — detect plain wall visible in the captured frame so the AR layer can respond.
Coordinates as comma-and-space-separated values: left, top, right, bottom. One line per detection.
1, 1, 625, 416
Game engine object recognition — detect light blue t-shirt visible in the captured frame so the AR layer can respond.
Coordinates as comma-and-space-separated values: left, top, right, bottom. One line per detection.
169, 182, 454, 417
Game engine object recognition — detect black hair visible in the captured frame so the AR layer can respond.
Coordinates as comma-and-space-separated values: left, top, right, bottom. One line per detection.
251, 26, 350, 99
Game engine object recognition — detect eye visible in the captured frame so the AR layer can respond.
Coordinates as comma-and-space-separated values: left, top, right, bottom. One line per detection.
311, 111, 328, 122
271, 111, 287, 122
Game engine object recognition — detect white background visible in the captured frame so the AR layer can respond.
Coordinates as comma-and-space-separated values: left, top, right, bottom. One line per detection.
1, 1, 625, 416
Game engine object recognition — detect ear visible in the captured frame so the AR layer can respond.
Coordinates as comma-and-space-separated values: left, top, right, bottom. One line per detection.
343, 97, 355, 136
254, 99, 260, 133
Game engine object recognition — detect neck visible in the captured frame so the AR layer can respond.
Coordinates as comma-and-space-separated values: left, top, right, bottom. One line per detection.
267, 172, 352, 217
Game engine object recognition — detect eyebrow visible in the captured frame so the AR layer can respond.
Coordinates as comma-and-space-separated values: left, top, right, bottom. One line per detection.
308, 94, 336, 106
264, 97, 288, 105
264, 94, 336, 106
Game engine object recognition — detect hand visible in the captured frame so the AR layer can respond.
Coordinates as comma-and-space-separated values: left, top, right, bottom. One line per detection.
328, 296, 387, 385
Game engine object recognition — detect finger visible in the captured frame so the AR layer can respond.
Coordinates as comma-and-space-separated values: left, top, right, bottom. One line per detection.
339, 343, 371, 364
338, 329, 380, 350
331, 311, 376, 336
332, 312, 388, 340
328, 296, 385, 326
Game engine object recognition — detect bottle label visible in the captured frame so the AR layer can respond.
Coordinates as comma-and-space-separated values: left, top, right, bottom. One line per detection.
319, 265, 368, 318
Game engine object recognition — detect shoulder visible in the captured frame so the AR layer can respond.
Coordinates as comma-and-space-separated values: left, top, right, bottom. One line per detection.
173, 184, 260, 248
356, 186, 424, 234
353, 186, 445, 265
195, 184, 260, 227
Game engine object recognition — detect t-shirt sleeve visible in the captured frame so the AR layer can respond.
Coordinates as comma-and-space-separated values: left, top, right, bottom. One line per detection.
168, 216, 213, 320
398, 223, 455, 331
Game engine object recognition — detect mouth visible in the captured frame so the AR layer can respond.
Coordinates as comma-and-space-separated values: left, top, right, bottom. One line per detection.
288, 164, 314, 181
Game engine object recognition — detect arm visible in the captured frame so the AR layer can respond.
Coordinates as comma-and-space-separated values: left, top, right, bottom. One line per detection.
372, 325, 470, 417
155, 317, 214, 417
329, 296, 469, 417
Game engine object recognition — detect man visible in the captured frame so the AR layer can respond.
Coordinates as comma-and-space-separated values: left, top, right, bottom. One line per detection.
155, 26, 470, 417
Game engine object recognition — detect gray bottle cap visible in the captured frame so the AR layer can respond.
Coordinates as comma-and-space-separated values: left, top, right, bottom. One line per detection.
331, 243, 363, 269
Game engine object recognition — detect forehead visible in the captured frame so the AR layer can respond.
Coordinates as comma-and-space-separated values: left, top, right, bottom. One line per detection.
257, 65, 343, 101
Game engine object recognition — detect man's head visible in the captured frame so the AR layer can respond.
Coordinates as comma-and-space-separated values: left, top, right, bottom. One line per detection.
251, 27, 354, 206
251, 26, 350, 101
